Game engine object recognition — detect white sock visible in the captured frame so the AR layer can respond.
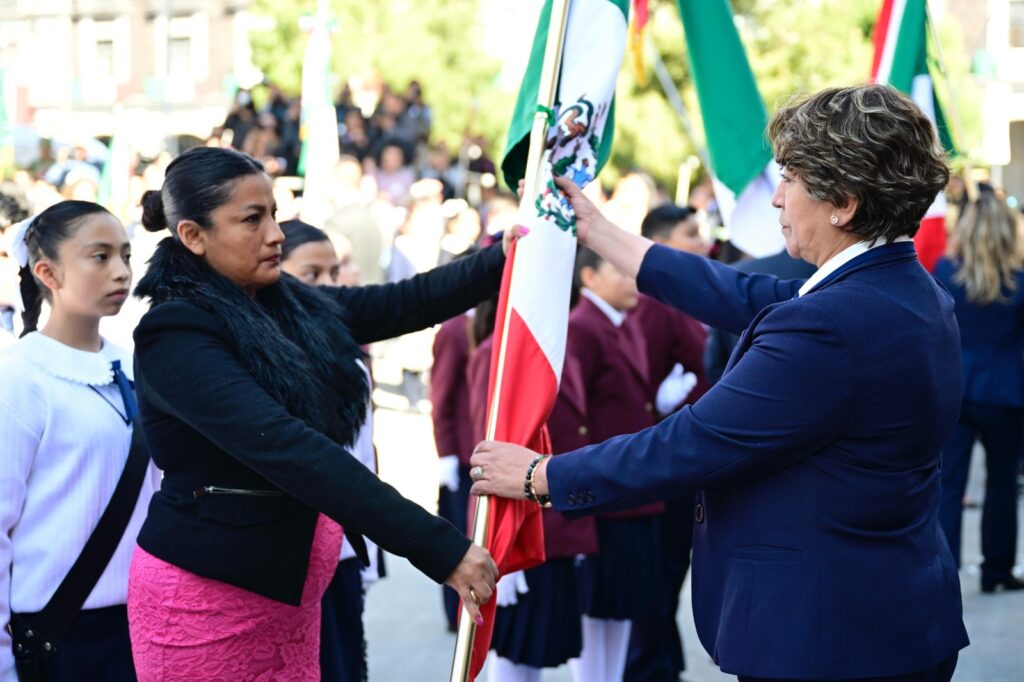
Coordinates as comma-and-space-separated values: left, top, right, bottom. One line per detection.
604, 619, 632, 680
488, 656, 542, 682
571, 616, 607, 682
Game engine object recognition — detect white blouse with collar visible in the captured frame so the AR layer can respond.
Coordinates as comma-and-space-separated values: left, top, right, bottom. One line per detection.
0, 333, 160, 681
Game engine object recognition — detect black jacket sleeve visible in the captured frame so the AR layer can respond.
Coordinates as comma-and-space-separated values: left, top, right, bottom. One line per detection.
328, 242, 506, 345
135, 301, 470, 584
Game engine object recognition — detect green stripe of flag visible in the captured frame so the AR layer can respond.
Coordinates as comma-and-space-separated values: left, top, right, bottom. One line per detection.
887, 0, 928, 93
676, 0, 771, 197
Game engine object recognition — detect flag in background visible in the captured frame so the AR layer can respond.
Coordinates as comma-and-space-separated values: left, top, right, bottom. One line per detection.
871, 0, 954, 272
297, 5, 339, 227
98, 107, 131, 221
472, 0, 628, 677
675, 0, 783, 258
629, 0, 650, 86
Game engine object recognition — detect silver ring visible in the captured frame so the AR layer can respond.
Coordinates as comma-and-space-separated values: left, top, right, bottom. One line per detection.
471, 466, 485, 482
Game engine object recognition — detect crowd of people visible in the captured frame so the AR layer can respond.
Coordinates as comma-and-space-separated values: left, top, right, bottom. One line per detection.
0, 79, 1020, 682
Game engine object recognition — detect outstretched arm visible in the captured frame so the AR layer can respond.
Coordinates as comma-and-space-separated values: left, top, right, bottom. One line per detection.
553, 177, 801, 333
470, 298, 851, 512
326, 227, 525, 345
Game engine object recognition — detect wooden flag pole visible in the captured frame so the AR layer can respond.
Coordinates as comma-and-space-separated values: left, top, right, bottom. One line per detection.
448, 1, 572, 680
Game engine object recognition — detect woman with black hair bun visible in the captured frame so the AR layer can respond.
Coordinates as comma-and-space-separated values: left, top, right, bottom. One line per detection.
0, 200, 160, 680
126, 146, 519, 680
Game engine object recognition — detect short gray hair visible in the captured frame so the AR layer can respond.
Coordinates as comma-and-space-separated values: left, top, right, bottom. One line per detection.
768, 84, 949, 243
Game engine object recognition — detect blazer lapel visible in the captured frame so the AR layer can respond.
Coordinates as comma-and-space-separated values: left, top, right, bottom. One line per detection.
620, 318, 652, 388
558, 354, 588, 418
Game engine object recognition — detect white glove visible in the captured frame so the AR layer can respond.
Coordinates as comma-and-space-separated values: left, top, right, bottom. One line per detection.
495, 571, 529, 608
439, 454, 461, 491
656, 363, 698, 416
360, 565, 380, 590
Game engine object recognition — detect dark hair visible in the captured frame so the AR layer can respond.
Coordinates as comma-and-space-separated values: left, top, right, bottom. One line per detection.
0, 184, 30, 228
573, 246, 605, 292
280, 219, 330, 260
470, 293, 500, 349
768, 84, 949, 243
641, 204, 697, 241
19, 200, 112, 337
141, 146, 265, 235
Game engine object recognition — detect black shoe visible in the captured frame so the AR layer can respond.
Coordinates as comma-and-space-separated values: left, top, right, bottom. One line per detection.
980, 575, 1024, 593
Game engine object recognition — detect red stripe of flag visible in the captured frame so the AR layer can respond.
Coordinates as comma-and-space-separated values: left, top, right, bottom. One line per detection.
871, 0, 895, 81
467, 240, 551, 680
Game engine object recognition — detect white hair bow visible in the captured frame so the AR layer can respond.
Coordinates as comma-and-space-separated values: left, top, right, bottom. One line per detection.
4, 214, 37, 313
6, 214, 36, 269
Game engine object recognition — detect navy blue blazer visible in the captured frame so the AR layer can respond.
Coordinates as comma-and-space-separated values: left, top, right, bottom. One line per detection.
933, 257, 1024, 408
547, 242, 968, 679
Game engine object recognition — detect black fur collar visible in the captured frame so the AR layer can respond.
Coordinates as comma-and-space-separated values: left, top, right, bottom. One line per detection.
135, 237, 369, 447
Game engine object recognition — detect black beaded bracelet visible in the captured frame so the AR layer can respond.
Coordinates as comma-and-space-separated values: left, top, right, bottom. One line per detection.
525, 454, 552, 508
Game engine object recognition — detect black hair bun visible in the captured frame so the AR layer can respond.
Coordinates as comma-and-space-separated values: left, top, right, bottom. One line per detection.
141, 190, 167, 232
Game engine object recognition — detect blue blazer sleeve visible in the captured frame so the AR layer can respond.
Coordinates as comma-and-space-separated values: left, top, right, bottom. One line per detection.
547, 297, 854, 514
326, 243, 505, 345
637, 244, 804, 334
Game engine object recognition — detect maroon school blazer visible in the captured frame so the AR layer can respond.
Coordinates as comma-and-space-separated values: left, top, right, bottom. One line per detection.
467, 336, 598, 559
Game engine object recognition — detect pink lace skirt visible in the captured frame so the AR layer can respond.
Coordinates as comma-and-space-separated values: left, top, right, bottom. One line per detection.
127, 514, 344, 681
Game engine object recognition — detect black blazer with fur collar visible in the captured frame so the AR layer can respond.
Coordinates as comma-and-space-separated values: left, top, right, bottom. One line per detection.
133, 242, 505, 605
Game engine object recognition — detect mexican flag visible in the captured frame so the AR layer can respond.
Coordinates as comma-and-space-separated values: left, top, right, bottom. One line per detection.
297, 7, 339, 227
676, 0, 783, 259
469, 0, 627, 678
871, 0, 953, 272
501, 0, 627, 189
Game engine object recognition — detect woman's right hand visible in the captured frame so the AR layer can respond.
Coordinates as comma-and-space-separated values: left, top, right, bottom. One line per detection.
516, 177, 610, 245
445, 543, 498, 625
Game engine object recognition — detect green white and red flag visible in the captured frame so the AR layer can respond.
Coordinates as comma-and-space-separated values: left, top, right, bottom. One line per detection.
468, 0, 628, 678
675, 0, 783, 258
871, 0, 954, 271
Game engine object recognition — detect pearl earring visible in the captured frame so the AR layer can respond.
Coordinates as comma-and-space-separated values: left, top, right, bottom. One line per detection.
829, 215, 839, 226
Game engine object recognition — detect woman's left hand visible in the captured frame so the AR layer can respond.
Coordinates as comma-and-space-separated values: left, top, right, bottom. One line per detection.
501, 224, 530, 256
469, 440, 542, 499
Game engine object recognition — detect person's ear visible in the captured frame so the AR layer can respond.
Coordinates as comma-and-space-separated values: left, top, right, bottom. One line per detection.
33, 258, 61, 294
176, 220, 207, 257
832, 197, 859, 229
578, 265, 598, 290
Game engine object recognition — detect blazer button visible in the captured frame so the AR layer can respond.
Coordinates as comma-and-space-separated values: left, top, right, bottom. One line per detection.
568, 493, 577, 506
586, 490, 596, 503
695, 503, 705, 523
578, 425, 588, 436
644, 402, 654, 412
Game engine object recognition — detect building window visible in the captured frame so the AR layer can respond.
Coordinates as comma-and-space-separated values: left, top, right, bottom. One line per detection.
95, 39, 115, 78
168, 36, 191, 76
1012, 0, 1024, 48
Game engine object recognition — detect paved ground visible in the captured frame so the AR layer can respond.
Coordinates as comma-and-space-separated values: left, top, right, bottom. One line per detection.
363, 403, 1024, 681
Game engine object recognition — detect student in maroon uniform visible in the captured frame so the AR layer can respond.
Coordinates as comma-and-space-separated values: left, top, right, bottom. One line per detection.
466, 290, 598, 682
626, 204, 715, 681
561, 247, 665, 682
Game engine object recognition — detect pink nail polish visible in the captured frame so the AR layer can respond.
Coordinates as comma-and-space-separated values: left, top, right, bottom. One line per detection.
519, 227, 530, 236
475, 614, 484, 626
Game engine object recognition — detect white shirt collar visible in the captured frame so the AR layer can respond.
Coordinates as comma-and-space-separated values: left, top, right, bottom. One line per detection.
13, 332, 133, 385
581, 288, 627, 327
798, 236, 913, 297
